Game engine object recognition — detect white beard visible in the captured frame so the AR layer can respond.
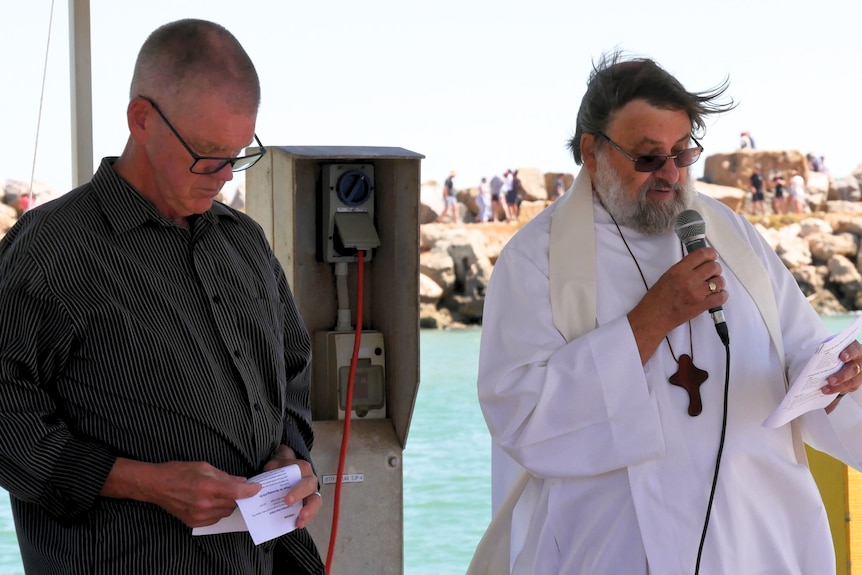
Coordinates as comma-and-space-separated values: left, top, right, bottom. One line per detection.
593, 153, 695, 236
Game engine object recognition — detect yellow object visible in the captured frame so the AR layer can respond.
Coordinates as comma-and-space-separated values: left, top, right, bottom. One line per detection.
808, 446, 862, 574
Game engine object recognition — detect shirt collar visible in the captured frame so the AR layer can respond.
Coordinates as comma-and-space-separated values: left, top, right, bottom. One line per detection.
91, 157, 238, 234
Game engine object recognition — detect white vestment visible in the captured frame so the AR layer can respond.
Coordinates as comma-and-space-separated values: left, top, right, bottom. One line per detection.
477, 168, 862, 575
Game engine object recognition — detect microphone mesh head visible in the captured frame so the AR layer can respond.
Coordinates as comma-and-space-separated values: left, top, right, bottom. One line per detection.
674, 209, 706, 241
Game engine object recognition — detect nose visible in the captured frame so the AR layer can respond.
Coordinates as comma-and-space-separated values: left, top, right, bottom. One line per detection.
654, 156, 681, 183
213, 162, 234, 182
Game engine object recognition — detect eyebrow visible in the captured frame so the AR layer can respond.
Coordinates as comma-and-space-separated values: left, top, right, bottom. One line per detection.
189, 136, 254, 156
633, 134, 693, 150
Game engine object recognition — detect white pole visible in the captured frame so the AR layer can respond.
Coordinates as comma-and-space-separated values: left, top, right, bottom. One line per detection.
69, 0, 93, 186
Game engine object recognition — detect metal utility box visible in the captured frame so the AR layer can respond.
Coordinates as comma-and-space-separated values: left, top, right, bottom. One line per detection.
246, 146, 423, 575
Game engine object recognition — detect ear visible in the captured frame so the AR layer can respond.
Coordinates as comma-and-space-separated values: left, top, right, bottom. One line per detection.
126, 98, 152, 144
581, 133, 598, 174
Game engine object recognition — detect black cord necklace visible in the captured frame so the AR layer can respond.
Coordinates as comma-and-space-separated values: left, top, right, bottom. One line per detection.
610, 214, 709, 416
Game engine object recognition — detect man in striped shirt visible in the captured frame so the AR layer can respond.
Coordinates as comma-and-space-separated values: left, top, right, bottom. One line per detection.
0, 19, 324, 574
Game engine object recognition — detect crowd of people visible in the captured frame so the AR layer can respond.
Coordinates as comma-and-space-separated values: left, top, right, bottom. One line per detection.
437, 169, 572, 224
442, 143, 830, 225
738, 132, 834, 217
438, 169, 523, 224
745, 166, 811, 215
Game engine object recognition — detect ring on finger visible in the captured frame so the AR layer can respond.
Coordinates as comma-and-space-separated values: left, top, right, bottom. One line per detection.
707, 280, 717, 293
855, 362, 860, 377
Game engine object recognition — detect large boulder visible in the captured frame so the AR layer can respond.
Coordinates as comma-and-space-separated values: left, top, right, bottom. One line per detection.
420, 179, 444, 215
702, 150, 808, 191
830, 175, 861, 202
806, 171, 831, 198
514, 167, 548, 201
544, 172, 574, 197
792, 265, 825, 297
419, 226, 494, 324
693, 181, 746, 212
517, 200, 551, 226
807, 232, 858, 262
419, 272, 444, 303
825, 201, 862, 215
774, 234, 812, 269
823, 214, 862, 235
798, 217, 833, 237
828, 254, 862, 308
809, 289, 848, 315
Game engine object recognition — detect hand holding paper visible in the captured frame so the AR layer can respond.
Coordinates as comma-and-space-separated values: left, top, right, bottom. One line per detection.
764, 314, 862, 428
192, 464, 303, 544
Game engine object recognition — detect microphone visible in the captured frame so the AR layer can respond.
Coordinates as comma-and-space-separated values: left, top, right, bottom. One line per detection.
675, 209, 730, 346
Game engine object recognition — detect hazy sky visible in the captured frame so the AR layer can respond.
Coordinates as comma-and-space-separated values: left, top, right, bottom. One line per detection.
2, 0, 861, 197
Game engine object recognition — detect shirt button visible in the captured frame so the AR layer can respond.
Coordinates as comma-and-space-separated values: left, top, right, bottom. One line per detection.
212, 295, 221, 304
234, 349, 241, 358
254, 403, 262, 412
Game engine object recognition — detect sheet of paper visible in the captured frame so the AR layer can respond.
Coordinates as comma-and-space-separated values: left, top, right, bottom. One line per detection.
191, 507, 248, 536
764, 314, 862, 428
235, 464, 303, 545
191, 463, 302, 542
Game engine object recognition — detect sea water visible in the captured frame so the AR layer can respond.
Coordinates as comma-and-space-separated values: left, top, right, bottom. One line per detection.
0, 317, 857, 574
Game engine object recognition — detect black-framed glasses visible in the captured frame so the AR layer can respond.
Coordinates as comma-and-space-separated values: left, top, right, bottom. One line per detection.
597, 132, 703, 173
139, 95, 266, 175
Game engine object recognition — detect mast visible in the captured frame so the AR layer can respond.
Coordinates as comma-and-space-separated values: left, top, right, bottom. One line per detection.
69, 0, 93, 186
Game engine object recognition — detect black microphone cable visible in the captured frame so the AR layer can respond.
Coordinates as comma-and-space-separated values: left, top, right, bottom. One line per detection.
694, 340, 730, 575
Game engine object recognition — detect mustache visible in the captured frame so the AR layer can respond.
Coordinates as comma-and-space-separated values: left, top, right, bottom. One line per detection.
641, 179, 686, 193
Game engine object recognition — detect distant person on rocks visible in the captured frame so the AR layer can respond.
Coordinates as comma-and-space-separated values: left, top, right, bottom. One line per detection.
476, 177, 492, 223
438, 170, 459, 223
0, 18, 324, 575
500, 170, 517, 221
789, 169, 807, 214
505, 169, 520, 219
490, 174, 510, 222
739, 130, 754, 149
807, 153, 822, 173
749, 164, 765, 215
771, 172, 786, 215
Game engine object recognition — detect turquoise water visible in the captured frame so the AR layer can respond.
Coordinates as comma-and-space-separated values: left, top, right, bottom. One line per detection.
403, 328, 489, 575
0, 318, 856, 574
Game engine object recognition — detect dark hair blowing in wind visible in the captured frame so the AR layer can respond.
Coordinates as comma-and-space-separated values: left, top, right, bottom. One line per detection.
568, 51, 737, 165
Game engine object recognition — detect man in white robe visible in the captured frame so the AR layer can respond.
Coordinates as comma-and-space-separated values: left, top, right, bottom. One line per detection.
475, 52, 862, 575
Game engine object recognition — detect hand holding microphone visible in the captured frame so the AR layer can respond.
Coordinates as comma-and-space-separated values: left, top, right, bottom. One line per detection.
675, 209, 730, 346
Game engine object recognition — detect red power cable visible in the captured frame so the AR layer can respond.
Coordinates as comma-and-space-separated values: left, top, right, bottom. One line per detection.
325, 250, 364, 574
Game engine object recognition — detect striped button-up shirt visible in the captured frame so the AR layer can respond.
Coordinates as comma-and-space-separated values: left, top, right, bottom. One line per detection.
0, 158, 322, 574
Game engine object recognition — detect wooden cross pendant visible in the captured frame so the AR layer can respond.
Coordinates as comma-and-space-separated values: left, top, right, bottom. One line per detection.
668, 354, 709, 416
